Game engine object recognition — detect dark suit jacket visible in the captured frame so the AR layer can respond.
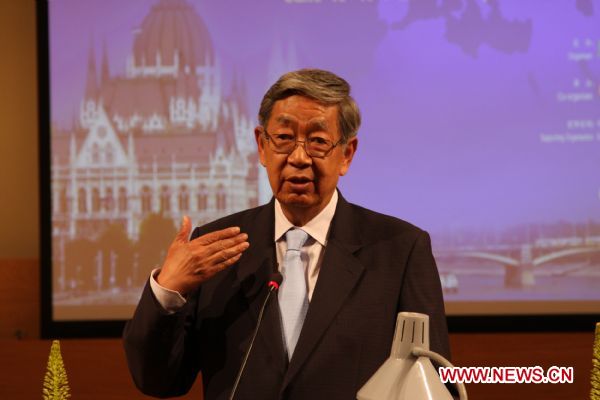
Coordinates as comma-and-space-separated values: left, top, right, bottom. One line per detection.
123, 193, 450, 400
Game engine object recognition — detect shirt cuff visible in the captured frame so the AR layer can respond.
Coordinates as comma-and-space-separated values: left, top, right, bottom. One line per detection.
149, 268, 187, 313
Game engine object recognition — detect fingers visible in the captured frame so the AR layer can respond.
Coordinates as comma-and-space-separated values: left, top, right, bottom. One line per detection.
195, 252, 243, 276
206, 239, 249, 263
194, 226, 241, 245
191, 237, 249, 277
187, 227, 249, 257
193, 231, 247, 252
186, 226, 250, 281
175, 215, 192, 243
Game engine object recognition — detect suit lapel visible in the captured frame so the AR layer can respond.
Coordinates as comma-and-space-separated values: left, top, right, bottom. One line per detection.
234, 199, 288, 372
282, 193, 365, 389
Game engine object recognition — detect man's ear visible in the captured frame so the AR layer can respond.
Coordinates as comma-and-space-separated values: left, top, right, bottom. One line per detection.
255, 127, 267, 167
339, 136, 357, 177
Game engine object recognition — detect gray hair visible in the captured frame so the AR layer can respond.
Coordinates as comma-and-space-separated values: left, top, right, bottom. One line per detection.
258, 69, 361, 142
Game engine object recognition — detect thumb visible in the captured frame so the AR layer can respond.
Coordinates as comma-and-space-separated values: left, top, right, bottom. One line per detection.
175, 215, 192, 243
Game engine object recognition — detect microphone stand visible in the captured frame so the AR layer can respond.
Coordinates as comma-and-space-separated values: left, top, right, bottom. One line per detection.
228, 273, 282, 400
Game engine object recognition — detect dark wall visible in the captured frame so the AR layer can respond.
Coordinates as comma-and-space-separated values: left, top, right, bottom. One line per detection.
0, 1, 39, 259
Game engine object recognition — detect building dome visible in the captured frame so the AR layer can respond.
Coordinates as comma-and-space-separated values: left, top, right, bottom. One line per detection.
132, 0, 215, 71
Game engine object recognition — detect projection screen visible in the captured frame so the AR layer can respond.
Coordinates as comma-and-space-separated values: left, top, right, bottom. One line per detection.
42, 0, 600, 328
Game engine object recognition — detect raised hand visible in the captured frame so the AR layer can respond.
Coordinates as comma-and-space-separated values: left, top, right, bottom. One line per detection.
156, 216, 250, 296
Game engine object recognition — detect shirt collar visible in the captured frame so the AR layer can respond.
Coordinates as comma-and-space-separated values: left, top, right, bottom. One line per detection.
274, 189, 338, 246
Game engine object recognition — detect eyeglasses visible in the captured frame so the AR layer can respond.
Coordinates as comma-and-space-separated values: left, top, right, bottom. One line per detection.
262, 128, 344, 158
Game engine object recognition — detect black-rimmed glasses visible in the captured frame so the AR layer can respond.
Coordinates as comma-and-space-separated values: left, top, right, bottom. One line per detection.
262, 128, 344, 158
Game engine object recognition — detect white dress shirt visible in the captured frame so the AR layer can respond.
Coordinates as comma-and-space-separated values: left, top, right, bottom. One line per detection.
150, 190, 338, 312
274, 189, 337, 301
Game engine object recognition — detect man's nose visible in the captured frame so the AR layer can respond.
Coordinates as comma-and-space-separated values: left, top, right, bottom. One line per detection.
287, 140, 312, 167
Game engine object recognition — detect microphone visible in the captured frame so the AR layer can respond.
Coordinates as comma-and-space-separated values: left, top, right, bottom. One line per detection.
267, 272, 282, 291
229, 272, 283, 400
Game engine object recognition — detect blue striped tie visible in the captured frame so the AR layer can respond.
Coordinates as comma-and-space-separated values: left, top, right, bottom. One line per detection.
278, 228, 309, 359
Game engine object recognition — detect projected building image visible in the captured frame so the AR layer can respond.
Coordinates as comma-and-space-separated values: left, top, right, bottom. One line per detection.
51, 0, 269, 316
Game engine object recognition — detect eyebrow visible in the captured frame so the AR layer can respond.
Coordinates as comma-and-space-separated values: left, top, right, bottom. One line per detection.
273, 115, 330, 133
306, 120, 329, 133
275, 115, 296, 127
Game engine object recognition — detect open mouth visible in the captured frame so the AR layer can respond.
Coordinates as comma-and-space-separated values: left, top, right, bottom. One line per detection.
285, 177, 313, 191
287, 176, 312, 184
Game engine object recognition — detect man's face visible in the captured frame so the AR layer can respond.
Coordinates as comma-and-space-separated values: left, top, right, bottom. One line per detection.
255, 95, 357, 216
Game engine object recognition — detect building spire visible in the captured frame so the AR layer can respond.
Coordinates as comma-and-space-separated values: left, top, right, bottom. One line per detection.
238, 73, 249, 115
101, 39, 110, 87
229, 68, 248, 115
230, 67, 240, 98
84, 38, 98, 100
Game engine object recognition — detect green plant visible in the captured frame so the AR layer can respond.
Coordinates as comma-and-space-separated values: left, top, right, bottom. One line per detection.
42, 340, 71, 400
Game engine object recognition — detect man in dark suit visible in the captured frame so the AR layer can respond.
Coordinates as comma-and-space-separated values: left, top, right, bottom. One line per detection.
123, 69, 450, 400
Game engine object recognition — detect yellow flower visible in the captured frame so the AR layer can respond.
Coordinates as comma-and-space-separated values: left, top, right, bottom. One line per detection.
42, 340, 71, 400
